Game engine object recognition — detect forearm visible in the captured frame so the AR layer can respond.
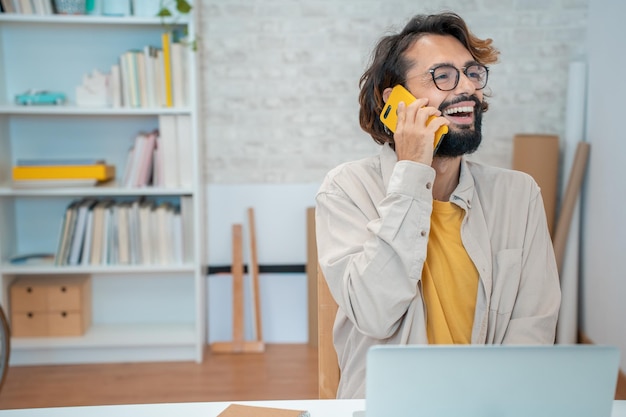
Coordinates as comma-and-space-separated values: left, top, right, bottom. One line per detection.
316, 161, 435, 338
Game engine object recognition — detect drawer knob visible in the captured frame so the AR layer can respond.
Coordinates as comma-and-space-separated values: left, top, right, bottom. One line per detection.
61, 286, 67, 293
27, 312, 33, 318
27, 287, 32, 293
61, 311, 67, 317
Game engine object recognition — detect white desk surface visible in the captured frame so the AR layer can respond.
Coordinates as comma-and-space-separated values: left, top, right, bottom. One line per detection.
0, 399, 624, 417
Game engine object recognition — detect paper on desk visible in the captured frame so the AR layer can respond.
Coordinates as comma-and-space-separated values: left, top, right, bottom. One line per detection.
217, 404, 310, 417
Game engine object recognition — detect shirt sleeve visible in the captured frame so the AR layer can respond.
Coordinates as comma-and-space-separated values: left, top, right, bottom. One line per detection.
316, 160, 436, 339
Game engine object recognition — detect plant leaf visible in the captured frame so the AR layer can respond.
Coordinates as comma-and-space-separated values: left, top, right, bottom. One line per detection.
157, 7, 172, 17
176, 0, 192, 14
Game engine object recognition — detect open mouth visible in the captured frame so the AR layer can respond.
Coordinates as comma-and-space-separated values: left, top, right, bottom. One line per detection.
443, 103, 475, 125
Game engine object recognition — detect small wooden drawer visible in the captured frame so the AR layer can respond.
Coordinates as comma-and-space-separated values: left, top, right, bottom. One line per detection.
10, 275, 92, 337
48, 311, 87, 337
9, 283, 48, 312
11, 311, 48, 338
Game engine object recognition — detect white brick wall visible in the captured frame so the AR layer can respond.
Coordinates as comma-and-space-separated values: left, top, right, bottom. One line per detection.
197, 0, 588, 184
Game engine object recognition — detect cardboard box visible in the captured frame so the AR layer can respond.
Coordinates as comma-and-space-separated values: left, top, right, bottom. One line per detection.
10, 275, 92, 337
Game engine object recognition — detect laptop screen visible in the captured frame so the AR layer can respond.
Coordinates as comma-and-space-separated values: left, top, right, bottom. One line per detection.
363, 344, 620, 417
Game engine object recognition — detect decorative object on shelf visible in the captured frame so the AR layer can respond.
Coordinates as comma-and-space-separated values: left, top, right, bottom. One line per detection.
76, 69, 109, 107
15, 90, 66, 106
132, 0, 160, 17
53, 0, 86, 14
101, 0, 130, 16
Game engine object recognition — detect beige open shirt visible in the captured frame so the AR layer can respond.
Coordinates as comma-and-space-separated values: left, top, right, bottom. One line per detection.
316, 144, 561, 399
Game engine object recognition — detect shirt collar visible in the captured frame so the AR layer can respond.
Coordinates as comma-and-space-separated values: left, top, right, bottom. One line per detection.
450, 158, 474, 210
379, 143, 475, 210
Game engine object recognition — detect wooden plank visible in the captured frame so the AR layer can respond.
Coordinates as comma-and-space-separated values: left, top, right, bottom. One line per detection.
317, 267, 339, 399
306, 207, 318, 347
247, 207, 263, 344
232, 224, 244, 351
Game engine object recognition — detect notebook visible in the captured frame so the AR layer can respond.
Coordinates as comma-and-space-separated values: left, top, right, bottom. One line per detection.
358, 344, 620, 417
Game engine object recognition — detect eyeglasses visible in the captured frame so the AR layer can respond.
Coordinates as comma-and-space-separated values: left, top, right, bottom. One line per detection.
428, 64, 489, 91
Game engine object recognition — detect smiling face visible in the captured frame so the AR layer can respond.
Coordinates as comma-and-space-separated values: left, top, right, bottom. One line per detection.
403, 34, 484, 157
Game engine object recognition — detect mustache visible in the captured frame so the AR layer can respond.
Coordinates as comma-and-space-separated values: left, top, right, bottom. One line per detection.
438, 95, 482, 112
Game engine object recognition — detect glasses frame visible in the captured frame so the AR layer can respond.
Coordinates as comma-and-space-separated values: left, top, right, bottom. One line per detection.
428, 64, 489, 91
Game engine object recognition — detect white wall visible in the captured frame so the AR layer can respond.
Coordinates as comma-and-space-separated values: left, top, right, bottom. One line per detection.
197, 1, 589, 183
206, 184, 319, 343
581, 0, 626, 371
195, 1, 599, 344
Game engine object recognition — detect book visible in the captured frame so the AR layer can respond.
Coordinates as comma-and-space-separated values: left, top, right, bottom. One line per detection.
170, 41, 187, 107
116, 202, 131, 264
217, 404, 310, 417
0, 0, 16, 13
143, 45, 158, 108
180, 195, 194, 262
139, 199, 155, 264
12, 164, 115, 181
176, 114, 193, 188
55, 200, 80, 266
161, 31, 173, 108
157, 114, 179, 188
68, 198, 97, 265
16, 158, 105, 166
10, 179, 98, 188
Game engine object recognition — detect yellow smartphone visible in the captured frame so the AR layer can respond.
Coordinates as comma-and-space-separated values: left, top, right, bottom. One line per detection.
379, 84, 448, 151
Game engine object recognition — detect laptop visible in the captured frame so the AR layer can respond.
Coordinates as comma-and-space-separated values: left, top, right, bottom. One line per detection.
358, 344, 620, 417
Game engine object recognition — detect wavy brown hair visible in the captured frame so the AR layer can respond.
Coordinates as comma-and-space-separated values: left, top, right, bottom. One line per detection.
359, 12, 500, 145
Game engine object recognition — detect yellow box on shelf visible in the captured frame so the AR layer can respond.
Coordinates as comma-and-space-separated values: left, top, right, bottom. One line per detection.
12, 164, 116, 181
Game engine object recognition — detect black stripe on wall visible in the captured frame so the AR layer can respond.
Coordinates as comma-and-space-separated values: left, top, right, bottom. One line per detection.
205, 264, 306, 275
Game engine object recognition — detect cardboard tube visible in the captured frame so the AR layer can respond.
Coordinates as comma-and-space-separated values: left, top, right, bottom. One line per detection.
552, 142, 590, 274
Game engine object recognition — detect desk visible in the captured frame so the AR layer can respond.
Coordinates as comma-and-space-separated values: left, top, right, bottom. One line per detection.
0, 400, 624, 416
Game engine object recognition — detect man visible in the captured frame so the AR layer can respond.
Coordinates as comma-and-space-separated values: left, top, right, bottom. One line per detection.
315, 12, 561, 399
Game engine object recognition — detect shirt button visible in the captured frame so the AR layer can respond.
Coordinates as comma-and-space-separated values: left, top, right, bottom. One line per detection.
420, 230, 427, 237
426, 182, 432, 190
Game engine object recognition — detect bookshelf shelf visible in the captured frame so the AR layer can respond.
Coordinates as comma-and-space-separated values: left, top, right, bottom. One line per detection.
0, 263, 197, 275
0, 7, 205, 366
11, 323, 197, 365
0, 14, 189, 26
0, 105, 193, 116
0, 183, 194, 197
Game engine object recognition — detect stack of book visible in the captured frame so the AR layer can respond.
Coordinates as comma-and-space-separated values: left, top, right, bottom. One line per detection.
54, 196, 191, 266
12, 159, 115, 187
108, 30, 189, 109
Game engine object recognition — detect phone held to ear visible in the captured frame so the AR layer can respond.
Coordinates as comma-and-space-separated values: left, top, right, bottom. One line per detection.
379, 84, 448, 152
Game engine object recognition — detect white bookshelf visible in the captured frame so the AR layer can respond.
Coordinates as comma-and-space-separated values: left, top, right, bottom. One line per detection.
0, 10, 206, 365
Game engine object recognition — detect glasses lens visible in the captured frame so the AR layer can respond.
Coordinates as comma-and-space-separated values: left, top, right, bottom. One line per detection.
465, 65, 488, 89
432, 66, 459, 91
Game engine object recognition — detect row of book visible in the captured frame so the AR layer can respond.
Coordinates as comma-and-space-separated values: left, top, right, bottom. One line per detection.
55, 196, 193, 266
11, 114, 192, 189
122, 114, 193, 188
0, 0, 53, 14
75, 30, 188, 109
111, 31, 188, 109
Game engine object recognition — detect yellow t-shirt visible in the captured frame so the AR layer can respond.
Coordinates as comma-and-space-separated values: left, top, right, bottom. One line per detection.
422, 200, 479, 344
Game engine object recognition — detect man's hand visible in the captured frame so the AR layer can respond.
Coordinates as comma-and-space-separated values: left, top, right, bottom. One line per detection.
394, 98, 449, 165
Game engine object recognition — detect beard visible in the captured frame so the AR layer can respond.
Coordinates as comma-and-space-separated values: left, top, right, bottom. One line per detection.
435, 96, 483, 157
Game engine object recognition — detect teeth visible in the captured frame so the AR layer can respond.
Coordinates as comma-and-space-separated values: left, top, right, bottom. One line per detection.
444, 106, 474, 115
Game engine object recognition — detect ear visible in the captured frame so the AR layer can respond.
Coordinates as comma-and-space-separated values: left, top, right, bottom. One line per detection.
382, 87, 394, 103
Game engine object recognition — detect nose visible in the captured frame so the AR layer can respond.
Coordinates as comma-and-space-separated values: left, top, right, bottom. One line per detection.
454, 70, 477, 95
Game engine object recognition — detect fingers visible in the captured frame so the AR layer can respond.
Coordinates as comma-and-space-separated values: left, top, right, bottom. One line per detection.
394, 98, 448, 164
